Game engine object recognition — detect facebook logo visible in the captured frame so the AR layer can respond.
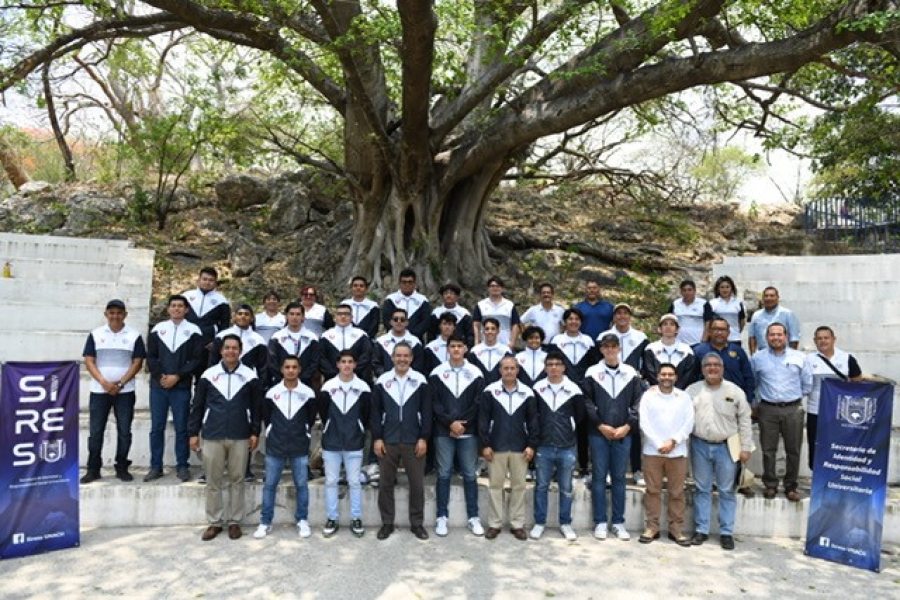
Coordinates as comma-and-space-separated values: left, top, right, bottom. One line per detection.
12, 533, 25, 545
819, 536, 831, 548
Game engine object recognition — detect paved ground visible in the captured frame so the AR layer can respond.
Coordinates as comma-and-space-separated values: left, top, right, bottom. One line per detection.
2, 527, 898, 599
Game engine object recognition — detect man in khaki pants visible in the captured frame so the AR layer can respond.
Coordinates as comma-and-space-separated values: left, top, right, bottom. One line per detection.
189, 335, 262, 541
478, 356, 539, 540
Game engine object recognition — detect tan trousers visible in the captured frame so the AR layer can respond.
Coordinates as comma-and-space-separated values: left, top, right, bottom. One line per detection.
202, 438, 250, 525
642, 454, 688, 536
487, 451, 529, 529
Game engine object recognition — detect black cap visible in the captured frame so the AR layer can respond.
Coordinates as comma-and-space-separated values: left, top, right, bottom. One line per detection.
106, 299, 126, 310
598, 333, 620, 347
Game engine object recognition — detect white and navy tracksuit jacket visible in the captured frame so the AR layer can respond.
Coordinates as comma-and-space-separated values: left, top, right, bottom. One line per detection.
428, 361, 485, 438
318, 375, 371, 452
188, 362, 263, 440
147, 319, 204, 390
262, 380, 317, 458
582, 362, 642, 434
478, 380, 539, 452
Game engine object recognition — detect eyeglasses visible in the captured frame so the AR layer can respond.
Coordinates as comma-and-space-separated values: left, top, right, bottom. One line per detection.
301, 293, 316, 297
399, 279, 415, 284
392, 317, 408, 322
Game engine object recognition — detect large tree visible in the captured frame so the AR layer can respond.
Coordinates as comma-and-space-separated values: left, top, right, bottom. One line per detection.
2, 1, 897, 289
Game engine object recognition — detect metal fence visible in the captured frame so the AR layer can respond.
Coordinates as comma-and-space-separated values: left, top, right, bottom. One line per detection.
803, 197, 900, 250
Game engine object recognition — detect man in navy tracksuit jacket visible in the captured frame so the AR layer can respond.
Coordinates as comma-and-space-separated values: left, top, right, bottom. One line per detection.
341, 276, 381, 339
381, 268, 432, 340
370, 342, 431, 541
429, 336, 486, 537
479, 355, 538, 540
530, 351, 586, 541
582, 333, 643, 540
318, 351, 371, 538
188, 334, 262, 541
146, 294, 204, 483
182, 266, 231, 374
373, 307, 426, 377
267, 301, 320, 388
319, 304, 373, 382
209, 304, 268, 374
251, 354, 317, 539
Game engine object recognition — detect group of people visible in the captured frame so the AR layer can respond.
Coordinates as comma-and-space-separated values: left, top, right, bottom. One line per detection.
81, 268, 862, 549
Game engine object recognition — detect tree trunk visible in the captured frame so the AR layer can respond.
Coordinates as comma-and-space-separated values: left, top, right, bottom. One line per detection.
0, 138, 30, 189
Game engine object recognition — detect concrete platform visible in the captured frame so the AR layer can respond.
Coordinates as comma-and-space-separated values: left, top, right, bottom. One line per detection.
77, 472, 900, 543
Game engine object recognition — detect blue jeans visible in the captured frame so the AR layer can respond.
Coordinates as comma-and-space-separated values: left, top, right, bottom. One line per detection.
691, 437, 738, 535
323, 449, 364, 520
261, 453, 309, 525
534, 445, 576, 525
149, 386, 190, 470
589, 434, 631, 525
87, 392, 135, 471
435, 435, 479, 519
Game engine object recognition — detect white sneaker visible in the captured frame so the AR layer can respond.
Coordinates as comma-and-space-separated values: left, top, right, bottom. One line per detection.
633, 470, 645, 486
560, 524, 577, 541
253, 524, 270, 539
297, 520, 312, 538
593, 523, 608, 540
467, 517, 485, 536
530, 524, 545, 540
435, 516, 449, 537
611, 524, 631, 541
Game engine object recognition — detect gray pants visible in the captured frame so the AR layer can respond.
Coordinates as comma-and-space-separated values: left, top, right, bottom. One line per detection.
758, 402, 804, 491
202, 438, 250, 525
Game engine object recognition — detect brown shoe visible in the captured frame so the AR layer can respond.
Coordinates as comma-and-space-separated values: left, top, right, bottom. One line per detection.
485, 527, 501, 540
201, 526, 223, 541
228, 524, 242, 539
668, 532, 692, 547
638, 529, 660, 544
511, 528, 528, 541
737, 486, 755, 498
785, 489, 802, 502
763, 487, 777, 499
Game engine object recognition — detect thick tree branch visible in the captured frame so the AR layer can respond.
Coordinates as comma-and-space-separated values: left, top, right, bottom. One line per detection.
397, 0, 436, 190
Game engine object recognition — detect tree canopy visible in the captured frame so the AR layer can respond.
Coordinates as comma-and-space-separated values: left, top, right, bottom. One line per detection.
1, 1, 898, 290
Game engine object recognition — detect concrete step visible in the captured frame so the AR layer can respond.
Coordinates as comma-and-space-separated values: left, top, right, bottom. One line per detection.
736, 280, 900, 304
718, 255, 899, 283
77, 474, 900, 543
0, 331, 101, 362
0, 232, 133, 261
0, 279, 150, 308
0, 304, 150, 333
0, 256, 153, 284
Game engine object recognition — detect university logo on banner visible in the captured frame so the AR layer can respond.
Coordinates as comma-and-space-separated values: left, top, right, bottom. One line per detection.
0, 361, 80, 559
805, 379, 894, 572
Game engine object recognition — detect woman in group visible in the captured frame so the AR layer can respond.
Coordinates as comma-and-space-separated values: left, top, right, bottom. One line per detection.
706, 276, 745, 345
298, 285, 334, 337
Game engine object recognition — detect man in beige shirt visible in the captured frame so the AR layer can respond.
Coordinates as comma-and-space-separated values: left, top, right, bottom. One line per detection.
686, 353, 753, 551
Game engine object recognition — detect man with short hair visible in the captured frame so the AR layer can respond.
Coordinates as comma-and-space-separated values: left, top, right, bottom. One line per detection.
668, 280, 710, 347
183, 267, 231, 371
424, 312, 457, 372
530, 351, 585, 542
642, 314, 698, 388
319, 303, 372, 382
255, 291, 285, 343
574, 279, 615, 341
211, 304, 268, 374
253, 355, 316, 540
373, 308, 425, 377
342, 276, 380, 339
479, 356, 538, 540
382, 268, 432, 340
521, 283, 565, 340
81, 299, 146, 484
429, 336, 486, 537
189, 335, 263, 541
467, 317, 512, 385
473, 276, 521, 347
805, 326, 862, 469
428, 283, 474, 346
516, 326, 547, 387
268, 302, 320, 388
687, 353, 753, 550
582, 333, 643, 541
318, 351, 371, 538
691, 318, 755, 401
751, 322, 813, 501
748, 286, 801, 354
146, 295, 204, 483
638, 363, 694, 547
371, 342, 431, 541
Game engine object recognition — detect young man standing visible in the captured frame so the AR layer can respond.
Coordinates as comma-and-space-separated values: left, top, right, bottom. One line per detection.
473, 276, 520, 347
467, 317, 512, 385
479, 356, 538, 540
668, 280, 710, 347
574, 279, 615, 341
516, 326, 547, 387
146, 295, 203, 482
253, 355, 317, 539
268, 302, 320, 388
373, 308, 425, 377
748, 286, 801, 354
183, 267, 231, 371
638, 364, 694, 547
255, 291, 285, 343
81, 299, 146, 483
424, 312, 458, 372
189, 335, 263, 541
342, 276, 380, 339
429, 336, 486, 537
318, 351, 371, 538
319, 303, 373, 382
530, 351, 585, 542
382, 268, 432, 340
371, 342, 431, 540
428, 283, 474, 346
211, 304, 268, 374
642, 314, 698, 388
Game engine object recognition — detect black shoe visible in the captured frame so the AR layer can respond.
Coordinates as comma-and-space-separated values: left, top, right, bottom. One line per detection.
177, 468, 191, 482
691, 532, 709, 546
410, 525, 429, 540
115, 468, 133, 482
143, 469, 163, 482
323, 519, 339, 538
351, 519, 365, 538
377, 524, 395, 540
244, 469, 255, 483
80, 470, 101, 484
720, 535, 735, 550
197, 472, 207, 485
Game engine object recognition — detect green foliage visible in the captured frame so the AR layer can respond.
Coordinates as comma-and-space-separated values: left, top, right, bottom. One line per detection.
691, 146, 762, 203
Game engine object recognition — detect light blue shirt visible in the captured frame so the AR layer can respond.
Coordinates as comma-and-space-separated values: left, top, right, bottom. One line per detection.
751, 347, 813, 404
748, 305, 800, 351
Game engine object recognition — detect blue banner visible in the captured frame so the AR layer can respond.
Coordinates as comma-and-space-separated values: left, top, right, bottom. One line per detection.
0, 361, 80, 560
805, 379, 894, 572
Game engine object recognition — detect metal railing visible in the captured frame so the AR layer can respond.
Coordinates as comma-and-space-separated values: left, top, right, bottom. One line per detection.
803, 197, 900, 250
